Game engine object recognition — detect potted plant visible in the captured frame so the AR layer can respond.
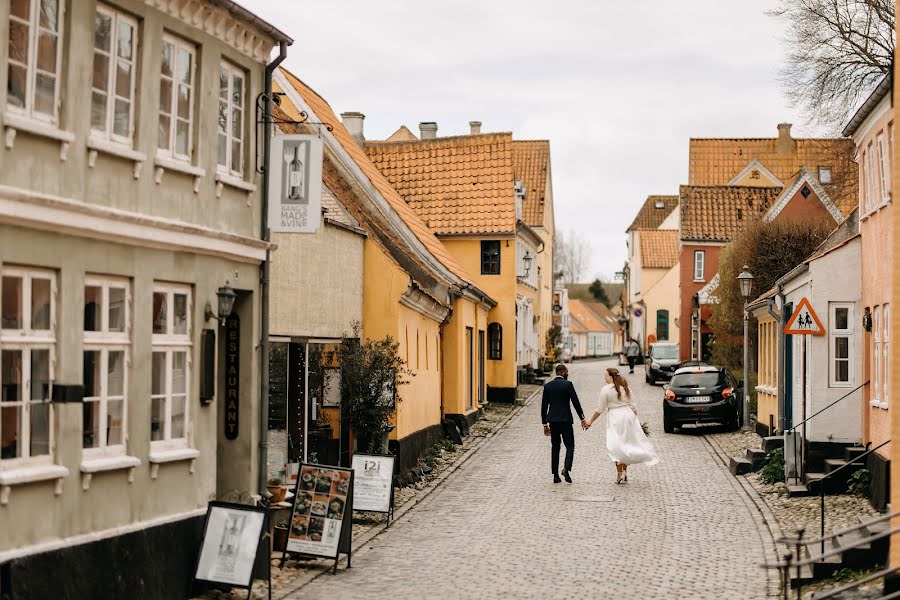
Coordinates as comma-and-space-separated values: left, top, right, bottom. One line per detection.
273, 516, 289, 551
266, 477, 286, 503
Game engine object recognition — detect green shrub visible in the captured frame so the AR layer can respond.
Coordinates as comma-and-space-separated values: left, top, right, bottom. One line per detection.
847, 469, 871, 496
759, 448, 785, 484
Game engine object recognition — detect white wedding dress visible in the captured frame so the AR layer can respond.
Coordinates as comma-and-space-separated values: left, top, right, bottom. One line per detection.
598, 384, 659, 466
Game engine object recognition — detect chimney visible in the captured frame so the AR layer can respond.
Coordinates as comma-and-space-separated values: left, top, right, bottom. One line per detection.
340, 112, 365, 145
419, 121, 438, 140
777, 122, 793, 155
469, 121, 482, 135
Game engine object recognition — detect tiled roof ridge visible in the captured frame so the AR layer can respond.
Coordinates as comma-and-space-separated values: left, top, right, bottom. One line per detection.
690, 136, 851, 142
366, 132, 514, 146
680, 184, 783, 191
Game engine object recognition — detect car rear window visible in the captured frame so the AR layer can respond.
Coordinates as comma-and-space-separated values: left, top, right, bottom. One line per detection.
671, 372, 723, 388
651, 345, 679, 360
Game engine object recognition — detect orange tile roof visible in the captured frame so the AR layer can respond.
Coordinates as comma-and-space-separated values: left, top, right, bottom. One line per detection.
638, 229, 679, 269
569, 299, 613, 333
276, 68, 483, 289
626, 196, 678, 232
364, 134, 517, 235
512, 140, 550, 227
569, 314, 588, 334
582, 301, 619, 331
688, 136, 857, 215
680, 186, 781, 242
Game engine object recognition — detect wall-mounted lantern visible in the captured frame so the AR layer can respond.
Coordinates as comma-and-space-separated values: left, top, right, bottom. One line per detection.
204, 282, 237, 325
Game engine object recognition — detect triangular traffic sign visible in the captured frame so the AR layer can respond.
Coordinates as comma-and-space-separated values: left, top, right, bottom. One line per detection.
784, 297, 826, 336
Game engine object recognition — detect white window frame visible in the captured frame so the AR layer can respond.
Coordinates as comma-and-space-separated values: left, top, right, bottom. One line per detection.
83, 277, 131, 458
873, 306, 882, 405
150, 284, 192, 450
217, 61, 246, 177
6, 0, 64, 123
693, 250, 705, 282
883, 304, 890, 407
867, 143, 880, 211
828, 303, 853, 388
818, 166, 832, 184
1, 267, 56, 469
157, 34, 196, 162
90, 6, 138, 145
878, 132, 891, 205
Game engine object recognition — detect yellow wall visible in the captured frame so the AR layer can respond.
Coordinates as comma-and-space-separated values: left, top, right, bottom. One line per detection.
755, 315, 779, 432
441, 237, 518, 389
362, 241, 443, 441
441, 297, 490, 416
640, 263, 681, 344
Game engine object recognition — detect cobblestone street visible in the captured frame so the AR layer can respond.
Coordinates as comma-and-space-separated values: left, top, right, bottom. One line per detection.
288, 359, 775, 599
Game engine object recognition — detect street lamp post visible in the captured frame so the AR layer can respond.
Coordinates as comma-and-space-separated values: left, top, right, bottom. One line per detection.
737, 265, 755, 429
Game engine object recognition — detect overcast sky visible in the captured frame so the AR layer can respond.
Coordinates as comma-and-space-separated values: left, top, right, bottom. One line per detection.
243, 0, 819, 280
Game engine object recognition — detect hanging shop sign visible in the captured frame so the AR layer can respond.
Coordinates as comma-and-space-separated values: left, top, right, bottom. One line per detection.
784, 297, 825, 336
224, 313, 240, 440
351, 454, 396, 516
282, 464, 354, 567
268, 134, 323, 233
193, 502, 267, 590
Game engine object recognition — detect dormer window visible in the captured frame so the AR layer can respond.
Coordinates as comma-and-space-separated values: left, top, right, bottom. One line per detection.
818, 166, 832, 184
654, 200, 665, 209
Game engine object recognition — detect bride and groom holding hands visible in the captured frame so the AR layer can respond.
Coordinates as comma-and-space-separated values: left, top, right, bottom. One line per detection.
541, 364, 658, 484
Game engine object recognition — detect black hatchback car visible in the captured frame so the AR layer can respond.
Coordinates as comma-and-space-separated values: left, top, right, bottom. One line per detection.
662, 366, 742, 433
644, 342, 680, 385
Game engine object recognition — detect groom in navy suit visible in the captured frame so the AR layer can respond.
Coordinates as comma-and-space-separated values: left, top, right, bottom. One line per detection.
541, 364, 587, 483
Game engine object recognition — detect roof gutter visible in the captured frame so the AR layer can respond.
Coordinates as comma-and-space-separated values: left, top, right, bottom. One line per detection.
842, 71, 893, 137
209, 0, 294, 44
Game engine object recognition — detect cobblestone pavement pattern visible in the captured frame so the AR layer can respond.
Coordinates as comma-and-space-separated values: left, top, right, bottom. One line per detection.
288, 360, 773, 599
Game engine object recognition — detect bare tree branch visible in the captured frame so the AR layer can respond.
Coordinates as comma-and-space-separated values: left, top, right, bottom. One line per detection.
553, 230, 591, 285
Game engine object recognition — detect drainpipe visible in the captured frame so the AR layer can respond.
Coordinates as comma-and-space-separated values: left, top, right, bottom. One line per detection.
258, 41, 288, 495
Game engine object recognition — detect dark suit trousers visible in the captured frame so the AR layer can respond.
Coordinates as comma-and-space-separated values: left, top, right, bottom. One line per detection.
549, 422, 575, 474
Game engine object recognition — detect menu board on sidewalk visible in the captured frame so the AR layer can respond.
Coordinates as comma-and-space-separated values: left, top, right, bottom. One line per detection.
351, 454, 395, 513
194, 502, 266, 588
285, 464, 353, 559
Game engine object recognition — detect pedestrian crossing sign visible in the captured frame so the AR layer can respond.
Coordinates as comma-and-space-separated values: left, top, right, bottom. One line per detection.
783, 297, 825, 336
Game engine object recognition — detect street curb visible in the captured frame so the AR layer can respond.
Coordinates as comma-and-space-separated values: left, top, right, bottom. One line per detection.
275, 385, 543, 598
703, 433, 784, 598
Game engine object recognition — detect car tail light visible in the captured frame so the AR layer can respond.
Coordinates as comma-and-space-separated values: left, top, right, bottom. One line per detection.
666, 390, 675, 401
722, 387, 734, 399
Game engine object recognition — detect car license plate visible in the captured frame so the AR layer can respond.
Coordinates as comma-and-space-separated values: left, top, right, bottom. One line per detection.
685, 396, 710, 404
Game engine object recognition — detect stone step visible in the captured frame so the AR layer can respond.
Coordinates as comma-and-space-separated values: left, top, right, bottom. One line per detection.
762, 436, 784, 453
745, 448, 768, 470
788, 563, 816, 588
844, 446, 868, 464
729, 457, 753, 476
788, 484, 813, 498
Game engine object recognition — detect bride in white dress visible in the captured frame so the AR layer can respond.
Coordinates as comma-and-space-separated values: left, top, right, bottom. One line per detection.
585, 367, 659, 483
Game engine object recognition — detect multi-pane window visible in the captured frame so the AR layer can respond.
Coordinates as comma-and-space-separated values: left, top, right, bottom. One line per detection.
878, 133, 891, 204
481, 241, 501, 275
158, 35, 195, 161
693, 250, 705, 281
7, 0, 63, 121
829, 304, 852, 387
217, 62, 245, 176
874, 306, 882, 403
151, 285, 191, 448
883, 304, 890, 406
1, 268, 55, 465
488, 323, 502, 360
91, 6, 137, 143
867, 143, 879, 209
656, 310, 669, 341
83, 278, 130, 454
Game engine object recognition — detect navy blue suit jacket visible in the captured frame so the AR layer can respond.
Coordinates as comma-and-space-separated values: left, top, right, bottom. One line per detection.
541, 376, 585, 424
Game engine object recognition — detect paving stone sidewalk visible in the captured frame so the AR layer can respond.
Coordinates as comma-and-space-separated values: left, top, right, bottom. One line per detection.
278, 360, 774, 599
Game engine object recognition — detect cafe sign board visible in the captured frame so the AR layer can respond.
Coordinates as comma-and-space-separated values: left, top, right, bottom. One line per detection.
285, 464, 353, 559
351, 454, 395, 514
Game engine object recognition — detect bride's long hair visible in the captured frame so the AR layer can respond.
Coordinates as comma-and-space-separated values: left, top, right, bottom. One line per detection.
607, 367, 631, 399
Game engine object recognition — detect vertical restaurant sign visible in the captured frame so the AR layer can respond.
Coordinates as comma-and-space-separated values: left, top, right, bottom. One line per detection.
225, 313, 240, 440
268, 134, 323, 233
286, 465, 352, 558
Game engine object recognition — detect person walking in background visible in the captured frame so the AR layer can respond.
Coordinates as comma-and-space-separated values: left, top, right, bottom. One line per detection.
625, 338, 641, 373
585, 367, 659, 483
541, 364, 588, 483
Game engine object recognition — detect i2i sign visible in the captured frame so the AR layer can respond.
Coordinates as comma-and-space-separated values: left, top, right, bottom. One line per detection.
268, 134, 323, 233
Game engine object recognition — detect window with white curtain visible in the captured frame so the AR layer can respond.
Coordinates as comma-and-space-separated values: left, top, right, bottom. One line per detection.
90, 6, 137, 144
217, 62, 245, 176
151, 284, 191, 448
1, 268, 56, 466
6, 0, 63, 121
158, 35, 195, 161
83, 277, 130, 455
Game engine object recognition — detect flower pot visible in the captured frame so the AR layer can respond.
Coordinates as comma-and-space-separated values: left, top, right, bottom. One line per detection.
267, 485, 286, 503
273, 526, 289, 551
